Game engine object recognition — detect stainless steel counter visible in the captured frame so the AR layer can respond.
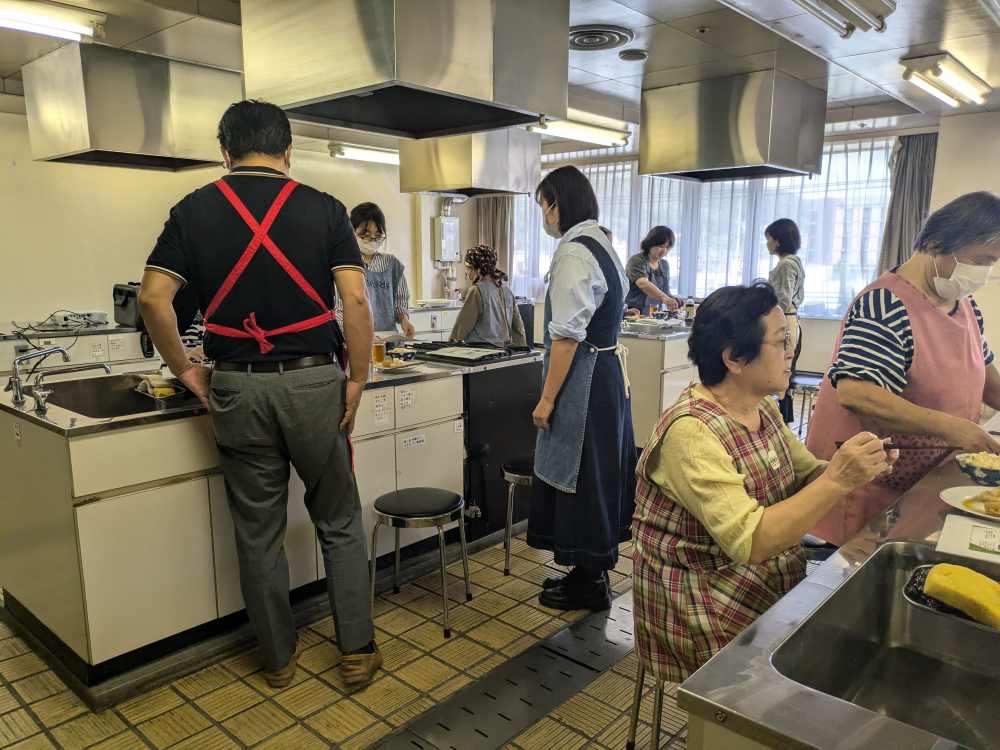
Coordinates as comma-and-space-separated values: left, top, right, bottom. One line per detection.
678, 460, 996, 749
0, 355, 540, 438
619, 326, 691, 342
1, 325, 140, 341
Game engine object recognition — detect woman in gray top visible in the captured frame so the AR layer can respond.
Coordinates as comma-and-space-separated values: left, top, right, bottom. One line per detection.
766, 218, 805, 423
624, 226, 684, 313
450, 244, 527, 347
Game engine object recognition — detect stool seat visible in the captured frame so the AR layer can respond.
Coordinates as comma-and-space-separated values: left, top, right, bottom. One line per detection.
789, 374, 823, 389
502, 455, 534, 478
374, 488, 463, 518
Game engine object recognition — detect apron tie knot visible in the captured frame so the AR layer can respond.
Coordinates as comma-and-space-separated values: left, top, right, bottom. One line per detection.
243, 312, 275, 354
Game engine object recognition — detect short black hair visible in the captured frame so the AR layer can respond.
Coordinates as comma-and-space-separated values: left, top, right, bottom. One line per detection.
216, 100, 291, 161
350, 202, 387, 237
915, 191, 1000, 256
688, 280, 779, 387
765, 218, 801, 256
535, 166, 600, 235
641, 226, 675, 255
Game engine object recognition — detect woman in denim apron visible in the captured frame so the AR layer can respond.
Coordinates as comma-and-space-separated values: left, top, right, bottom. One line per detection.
528, 166, 637, 612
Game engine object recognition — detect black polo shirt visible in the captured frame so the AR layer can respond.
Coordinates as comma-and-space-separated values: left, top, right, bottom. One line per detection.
146, 166, 364, 362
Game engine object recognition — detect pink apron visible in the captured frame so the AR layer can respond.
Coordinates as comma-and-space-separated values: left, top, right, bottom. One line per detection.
805, 272, 985, 546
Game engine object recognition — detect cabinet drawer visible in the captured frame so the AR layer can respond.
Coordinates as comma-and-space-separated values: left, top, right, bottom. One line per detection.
349, 435, 419, 560
662, 337, 691, 369
395, 377, 462, 429
69, 417, 220, 497
354, 388, 395, 437
76, 478, 217, 662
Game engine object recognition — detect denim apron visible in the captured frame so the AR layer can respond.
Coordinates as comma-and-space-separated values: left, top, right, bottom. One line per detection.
535, 235, 628, 492
365, 256, 403, 332
625, 256, 672, 312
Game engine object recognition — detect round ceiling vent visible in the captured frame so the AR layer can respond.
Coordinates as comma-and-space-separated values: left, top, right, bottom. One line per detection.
618, 49, 648, 62
569, 26, 635, 51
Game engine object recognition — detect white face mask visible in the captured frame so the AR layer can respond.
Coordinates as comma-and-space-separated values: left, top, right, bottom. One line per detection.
357, 237, 384, 255
541, 202, 561, 239
933, 255, 993, 300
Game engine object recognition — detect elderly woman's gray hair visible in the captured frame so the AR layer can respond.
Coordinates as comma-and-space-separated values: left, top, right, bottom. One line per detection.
915, 191, 1000, 256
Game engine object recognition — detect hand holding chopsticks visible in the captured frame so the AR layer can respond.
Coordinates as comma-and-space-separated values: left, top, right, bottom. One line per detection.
834, 441, 964, 451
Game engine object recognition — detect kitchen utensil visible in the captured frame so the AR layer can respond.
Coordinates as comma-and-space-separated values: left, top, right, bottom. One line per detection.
903, 565, 978, 624
834, 442, 964, 451
939, 486, 1000, 520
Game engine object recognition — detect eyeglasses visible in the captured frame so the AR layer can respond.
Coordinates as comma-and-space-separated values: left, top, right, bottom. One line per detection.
764, 331, 794, 351
357, 231, 384, 242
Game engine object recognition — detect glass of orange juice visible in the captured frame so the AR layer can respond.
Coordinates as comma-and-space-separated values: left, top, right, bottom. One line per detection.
372, 340, 386, 365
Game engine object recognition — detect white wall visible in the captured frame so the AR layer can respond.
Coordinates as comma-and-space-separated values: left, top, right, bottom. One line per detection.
0, 112, 416, 326
929, 112, 1000, 348
797, 318, 841, 374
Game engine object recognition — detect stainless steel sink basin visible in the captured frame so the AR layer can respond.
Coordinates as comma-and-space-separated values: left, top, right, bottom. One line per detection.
772, 542, 1000, 749
26, 373, 203, 419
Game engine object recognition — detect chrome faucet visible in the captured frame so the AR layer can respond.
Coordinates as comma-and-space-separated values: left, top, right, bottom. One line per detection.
6, 348, 71, 406
31, 364, 112, 413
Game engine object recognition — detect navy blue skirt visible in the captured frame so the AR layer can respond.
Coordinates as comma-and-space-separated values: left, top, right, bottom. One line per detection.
527, 352, 637, 570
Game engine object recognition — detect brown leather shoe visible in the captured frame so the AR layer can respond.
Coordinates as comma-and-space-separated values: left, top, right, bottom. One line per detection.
264, 641, 301, 689
341, 643, 383, 687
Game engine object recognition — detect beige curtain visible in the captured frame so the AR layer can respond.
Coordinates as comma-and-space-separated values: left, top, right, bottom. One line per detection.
477, 196, 514, 277
877, 133, 939, 275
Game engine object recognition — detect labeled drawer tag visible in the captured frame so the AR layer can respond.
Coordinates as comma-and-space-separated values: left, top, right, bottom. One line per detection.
402, 434, 426, 449
454, 420, 464, 433
372, 391, 390, 424
398, 386, 417, 410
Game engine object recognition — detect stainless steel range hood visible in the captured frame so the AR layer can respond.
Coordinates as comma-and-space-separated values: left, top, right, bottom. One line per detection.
240, 0, 569, 139
22, 44, 242, 171
640, 70, 826, 182
399, 127, 540, 196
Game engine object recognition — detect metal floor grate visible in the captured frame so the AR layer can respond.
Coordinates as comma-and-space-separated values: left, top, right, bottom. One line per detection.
375, 592, 635, 750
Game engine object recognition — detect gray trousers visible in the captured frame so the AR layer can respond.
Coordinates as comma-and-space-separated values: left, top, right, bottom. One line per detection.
210, 363, 374, 669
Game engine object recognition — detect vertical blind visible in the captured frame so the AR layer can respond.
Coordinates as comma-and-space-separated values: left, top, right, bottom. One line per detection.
508, 136, 894, 318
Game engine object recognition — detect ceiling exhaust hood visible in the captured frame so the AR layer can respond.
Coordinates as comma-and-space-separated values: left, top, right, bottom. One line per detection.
399, 128, 540, 196
240, 0, 568, 139
22, 43, 242, 171
640, 70, 826, 182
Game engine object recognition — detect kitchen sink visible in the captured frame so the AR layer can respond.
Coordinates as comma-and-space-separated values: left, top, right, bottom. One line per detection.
771, 542, 1000, 749
26, 373, 203, 419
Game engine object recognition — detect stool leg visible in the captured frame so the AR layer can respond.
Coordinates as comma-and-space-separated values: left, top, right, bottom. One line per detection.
458, 514, 472, 602
393, 528, 401, 595
438, 526, 451, 638
504, 481, 515, 576
649, 679, 664, 750
626, 659, 645, 750
369, 522, 380, 607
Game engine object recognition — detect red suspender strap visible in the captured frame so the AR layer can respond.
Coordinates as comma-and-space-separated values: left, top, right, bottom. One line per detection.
205, 178, 339, 354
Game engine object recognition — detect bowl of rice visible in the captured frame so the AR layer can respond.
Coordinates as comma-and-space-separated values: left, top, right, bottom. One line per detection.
956, 452, 1000, 486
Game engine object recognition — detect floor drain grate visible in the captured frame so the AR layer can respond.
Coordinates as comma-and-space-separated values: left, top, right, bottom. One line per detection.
374, 593, 633, 750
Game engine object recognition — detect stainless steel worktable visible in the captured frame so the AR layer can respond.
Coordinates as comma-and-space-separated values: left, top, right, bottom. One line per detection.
678, 460, 995, 749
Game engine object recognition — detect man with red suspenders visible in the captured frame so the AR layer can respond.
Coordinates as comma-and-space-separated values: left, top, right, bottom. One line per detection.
138, 101, 381, 688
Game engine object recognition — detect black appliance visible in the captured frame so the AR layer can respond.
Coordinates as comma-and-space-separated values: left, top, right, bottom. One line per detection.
516, 297, 535, 347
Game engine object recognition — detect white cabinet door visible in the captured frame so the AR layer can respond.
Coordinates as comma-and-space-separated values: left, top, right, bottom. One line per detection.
661, 365, 698, 415
353, 388, 395, 438
210, 469, 318, 618
344, 435, 401, 565
395, 377, 463, 429
76, 479, 217, 663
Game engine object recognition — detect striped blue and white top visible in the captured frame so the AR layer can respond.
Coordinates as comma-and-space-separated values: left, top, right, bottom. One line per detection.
828, 287, 994, 395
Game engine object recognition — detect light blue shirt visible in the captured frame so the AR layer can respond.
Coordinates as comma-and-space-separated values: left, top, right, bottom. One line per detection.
547, 221, 628, 343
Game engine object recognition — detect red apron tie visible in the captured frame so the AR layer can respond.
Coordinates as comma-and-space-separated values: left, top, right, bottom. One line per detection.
242, 312, 275, 354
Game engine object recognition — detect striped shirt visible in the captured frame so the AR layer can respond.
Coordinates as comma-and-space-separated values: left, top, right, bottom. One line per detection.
828, 287, 994, 394
335, 251, 409, 321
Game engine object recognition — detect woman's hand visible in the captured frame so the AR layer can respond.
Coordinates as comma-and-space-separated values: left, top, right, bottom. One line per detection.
880, 439, 900, 476
944, 417, 1000, 453
825, 432, 892, 494
627, 308, 641, 317
401, 319, 416, 339
664, 297, 680, 312
533, 396, 555, 429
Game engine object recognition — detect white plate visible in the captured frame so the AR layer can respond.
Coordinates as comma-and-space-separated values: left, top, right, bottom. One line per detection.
940, 486, 1000, 522
415, 299, 455, 308
374, 362, 422, 374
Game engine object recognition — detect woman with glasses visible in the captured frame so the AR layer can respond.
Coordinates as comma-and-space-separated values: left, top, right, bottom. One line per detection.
337, 202, 416, 338
632, 281, 895, 681
806, 191, 1000, 546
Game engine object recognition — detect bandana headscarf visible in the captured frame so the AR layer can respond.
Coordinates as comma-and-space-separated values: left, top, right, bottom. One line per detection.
464, 244, 508, 283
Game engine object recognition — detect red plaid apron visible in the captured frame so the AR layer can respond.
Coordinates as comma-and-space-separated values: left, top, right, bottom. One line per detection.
631, 387, 806, 682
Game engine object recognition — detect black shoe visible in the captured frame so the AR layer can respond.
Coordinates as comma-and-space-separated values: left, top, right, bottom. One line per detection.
542, 566, 582, 590
539, 568, 612, 611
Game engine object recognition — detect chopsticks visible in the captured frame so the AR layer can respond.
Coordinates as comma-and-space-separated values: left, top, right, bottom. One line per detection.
834, 441, 964, 451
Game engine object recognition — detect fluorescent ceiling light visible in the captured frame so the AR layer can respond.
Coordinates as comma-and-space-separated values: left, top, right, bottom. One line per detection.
904, 71, 960, 107
787, 0, 895, 37
0, 0, 105, 42
527, 119, 630, 147
328, 142, 399, 165
901, 53, 990, 107
789, 0, 855, 38
979, 0, 1000, 28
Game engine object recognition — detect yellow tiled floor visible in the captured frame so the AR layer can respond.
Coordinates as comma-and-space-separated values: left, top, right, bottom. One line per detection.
0, 536, 639, 750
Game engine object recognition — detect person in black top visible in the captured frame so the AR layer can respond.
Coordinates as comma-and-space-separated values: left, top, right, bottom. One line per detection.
138, 101, 381, 689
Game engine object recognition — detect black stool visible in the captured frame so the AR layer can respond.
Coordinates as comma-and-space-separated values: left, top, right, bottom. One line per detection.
369, 488, 472, 638
501, 456, 534, 576
789, 373, 823, 437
